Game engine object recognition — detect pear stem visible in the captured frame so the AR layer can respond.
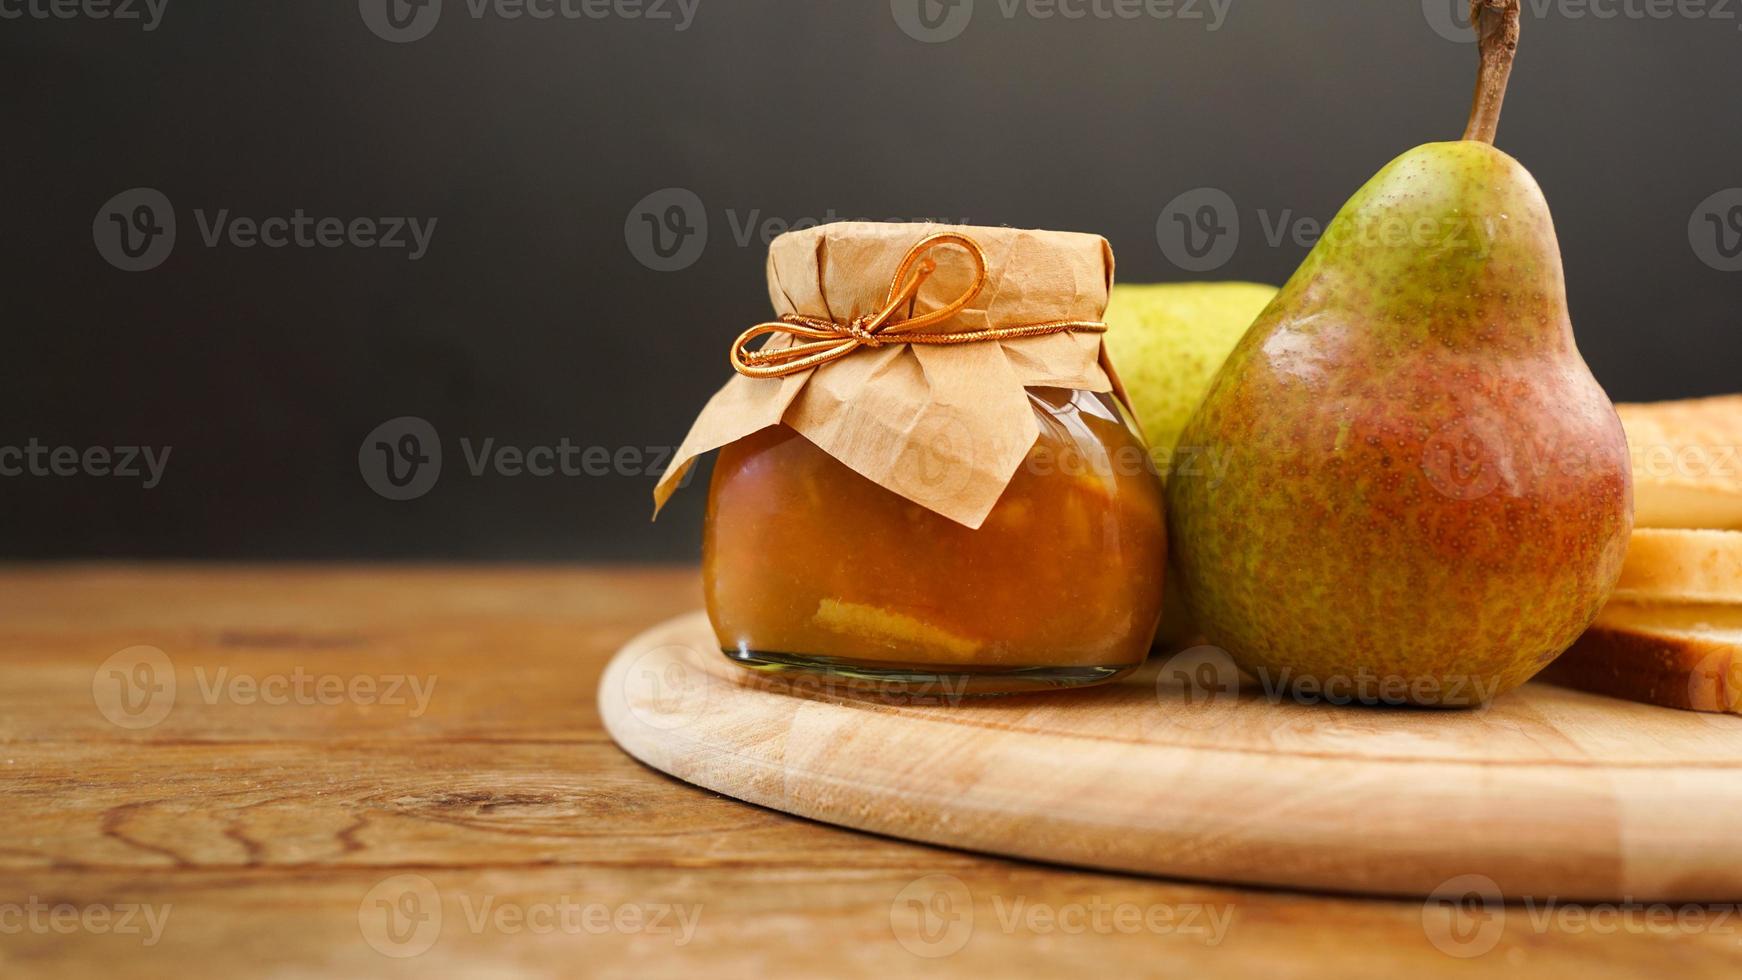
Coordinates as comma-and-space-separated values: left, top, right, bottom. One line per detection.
1462, 0, 1522, 144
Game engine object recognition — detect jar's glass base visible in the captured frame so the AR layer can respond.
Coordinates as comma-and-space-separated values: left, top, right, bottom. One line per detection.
722, 648, 1138, 700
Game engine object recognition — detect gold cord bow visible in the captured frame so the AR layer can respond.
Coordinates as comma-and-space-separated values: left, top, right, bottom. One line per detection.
729, 232, 1108, 379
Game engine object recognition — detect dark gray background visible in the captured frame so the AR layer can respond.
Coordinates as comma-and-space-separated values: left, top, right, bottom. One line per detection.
3, 0, 1738, 560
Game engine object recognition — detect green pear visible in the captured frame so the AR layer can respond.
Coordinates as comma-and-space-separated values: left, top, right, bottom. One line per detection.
1104, 282, 1276, 649
1164, 1, 1632, 706
1104, 282, 1278, 471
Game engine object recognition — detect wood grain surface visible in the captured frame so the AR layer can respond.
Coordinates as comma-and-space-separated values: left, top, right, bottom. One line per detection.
602, 612, 1742, 904
2, 565, 1739, 978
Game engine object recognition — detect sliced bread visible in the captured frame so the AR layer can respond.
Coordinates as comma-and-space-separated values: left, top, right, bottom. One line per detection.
1612, 528, 1742, 605
1619, 395, 1742, 530
1544, 604, 1742, 714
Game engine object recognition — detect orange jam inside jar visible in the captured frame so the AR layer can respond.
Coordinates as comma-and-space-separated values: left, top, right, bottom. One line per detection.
703, 387, 1167, 694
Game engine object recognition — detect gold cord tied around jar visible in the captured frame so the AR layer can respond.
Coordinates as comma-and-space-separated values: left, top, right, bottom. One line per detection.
729, 233, 1108, 379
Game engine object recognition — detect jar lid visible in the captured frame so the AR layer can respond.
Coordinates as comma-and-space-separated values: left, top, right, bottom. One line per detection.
656, 221, 1125, 529
767, 221, 1112, 335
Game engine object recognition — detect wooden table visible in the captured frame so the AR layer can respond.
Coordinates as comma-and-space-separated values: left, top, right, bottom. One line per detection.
1, 566, 1735, 978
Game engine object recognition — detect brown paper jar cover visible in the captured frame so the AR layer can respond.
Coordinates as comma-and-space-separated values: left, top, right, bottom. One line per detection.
654, 221, 1126, 529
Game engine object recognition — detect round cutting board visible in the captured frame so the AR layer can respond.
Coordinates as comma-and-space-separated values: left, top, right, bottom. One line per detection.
600, 611, 1742, 902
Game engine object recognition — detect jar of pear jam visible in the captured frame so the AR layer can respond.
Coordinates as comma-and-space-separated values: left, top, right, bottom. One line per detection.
702, 387, 1167, 695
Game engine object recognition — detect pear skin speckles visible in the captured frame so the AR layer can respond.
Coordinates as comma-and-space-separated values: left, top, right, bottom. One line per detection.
1166, 142, 1633, 707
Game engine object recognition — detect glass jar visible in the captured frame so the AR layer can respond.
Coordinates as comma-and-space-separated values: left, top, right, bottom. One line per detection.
702, 387, 1167, 695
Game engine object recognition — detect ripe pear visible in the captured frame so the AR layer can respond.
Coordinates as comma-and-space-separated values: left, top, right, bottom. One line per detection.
1165, 0, 1632, 706
1105, 282, 1279, 470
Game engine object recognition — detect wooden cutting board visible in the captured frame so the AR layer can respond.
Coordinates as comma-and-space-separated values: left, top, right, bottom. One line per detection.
600, 611, 1742, 903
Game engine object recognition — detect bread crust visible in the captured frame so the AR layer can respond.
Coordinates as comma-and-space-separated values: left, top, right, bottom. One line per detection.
1545, 619, 1741, 713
